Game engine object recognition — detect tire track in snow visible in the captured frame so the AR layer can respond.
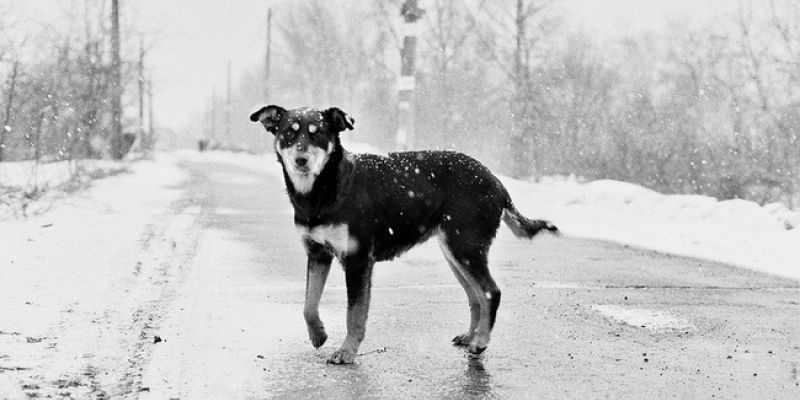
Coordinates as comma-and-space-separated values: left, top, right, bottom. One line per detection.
17, 176, 213, 399
109, 197, 210, 398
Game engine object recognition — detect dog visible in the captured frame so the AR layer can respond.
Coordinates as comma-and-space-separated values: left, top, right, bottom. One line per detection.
250, 105, 558, 364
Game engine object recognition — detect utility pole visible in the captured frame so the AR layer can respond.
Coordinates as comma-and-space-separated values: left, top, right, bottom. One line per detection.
265, 8, 272, 99
110, 0, 123, 159
147, 78, 154, 151
0, 59, 19, 162
226, 61, 232, 143
397, 0, 424, 150
210, 87, 217, 141
138, 37, 147, 155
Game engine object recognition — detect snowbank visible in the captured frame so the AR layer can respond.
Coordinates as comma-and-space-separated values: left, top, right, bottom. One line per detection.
188, 150, 800, 281
0, 159, 126, 190
502, 175, 800, 281
0, 158, 130, 221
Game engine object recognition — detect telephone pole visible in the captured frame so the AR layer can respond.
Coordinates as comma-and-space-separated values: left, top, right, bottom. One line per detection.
147, 78, 154, 150
265, 8, 272, 99
397, 0, 424, 150
138, 37, 147, 154
110, 0, 123, 159
210, 87, 217, 140
226, 61, 232, 142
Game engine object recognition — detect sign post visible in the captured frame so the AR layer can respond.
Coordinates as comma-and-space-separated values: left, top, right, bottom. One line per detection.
397, 0, 424, 150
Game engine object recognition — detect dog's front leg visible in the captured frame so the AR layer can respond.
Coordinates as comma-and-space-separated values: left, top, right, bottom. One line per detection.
304, 243, 333, 349
328, 254, 374, 364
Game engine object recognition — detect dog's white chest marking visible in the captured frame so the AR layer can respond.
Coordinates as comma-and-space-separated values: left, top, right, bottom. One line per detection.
300, 224, 359, 257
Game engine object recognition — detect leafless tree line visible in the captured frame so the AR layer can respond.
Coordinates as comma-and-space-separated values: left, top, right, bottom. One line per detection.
0, 0, 148, 165
203, 0, 800, 207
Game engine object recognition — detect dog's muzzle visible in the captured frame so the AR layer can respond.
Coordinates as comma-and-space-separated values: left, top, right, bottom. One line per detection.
295, 155, 309, 170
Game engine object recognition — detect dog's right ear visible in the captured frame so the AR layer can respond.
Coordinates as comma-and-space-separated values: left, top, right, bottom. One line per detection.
249, 105, 286, 134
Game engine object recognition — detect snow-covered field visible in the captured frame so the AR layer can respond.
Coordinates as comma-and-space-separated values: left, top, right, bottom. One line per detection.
191, 148, 800, 281
0, 159, 130, 221
0, 154, 188, 397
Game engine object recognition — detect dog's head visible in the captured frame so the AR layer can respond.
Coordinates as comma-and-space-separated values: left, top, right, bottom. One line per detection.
249, 105, 354, 194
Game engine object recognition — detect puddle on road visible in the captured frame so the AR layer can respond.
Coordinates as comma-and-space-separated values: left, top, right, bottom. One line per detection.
591, 304, 695, 332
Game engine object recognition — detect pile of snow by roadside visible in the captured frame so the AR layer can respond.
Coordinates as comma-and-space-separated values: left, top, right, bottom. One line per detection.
183, 150, 800, 281
0, 158, 130, 189
0, 158, 131, 221
502, 175, 800, 281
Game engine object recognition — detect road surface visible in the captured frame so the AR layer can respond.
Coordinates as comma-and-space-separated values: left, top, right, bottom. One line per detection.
5, 155, 800, 399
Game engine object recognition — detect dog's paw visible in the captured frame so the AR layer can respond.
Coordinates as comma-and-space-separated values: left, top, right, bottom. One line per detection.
309, 328, 328, 348
327, 348, 357, 364
468, 343, 487, 354
468, 336, 489, 354
452, 333, 472, 347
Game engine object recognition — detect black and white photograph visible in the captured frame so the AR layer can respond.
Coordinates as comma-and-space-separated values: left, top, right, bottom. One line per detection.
1, 0, 799, 398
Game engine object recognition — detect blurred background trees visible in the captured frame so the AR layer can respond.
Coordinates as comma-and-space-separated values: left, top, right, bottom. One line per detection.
0, 0, 151, 164
207, 0, 798, 207
1, 0, 798, 208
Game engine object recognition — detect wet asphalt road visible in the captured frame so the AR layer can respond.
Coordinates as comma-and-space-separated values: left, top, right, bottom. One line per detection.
143, 156, 800, 399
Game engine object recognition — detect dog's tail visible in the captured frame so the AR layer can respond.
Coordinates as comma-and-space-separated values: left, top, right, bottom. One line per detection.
501, 199, 559, 239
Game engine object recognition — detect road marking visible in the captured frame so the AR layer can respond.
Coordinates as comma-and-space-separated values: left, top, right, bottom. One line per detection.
591, 304, 695, 332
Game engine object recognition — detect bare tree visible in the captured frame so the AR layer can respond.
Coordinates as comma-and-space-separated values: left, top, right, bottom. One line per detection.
472, 0, 559, 176
0, 58, 19, 161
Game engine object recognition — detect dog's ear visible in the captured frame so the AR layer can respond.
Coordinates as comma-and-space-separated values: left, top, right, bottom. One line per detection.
249, 105, 286, 134
323, 107, 354, 133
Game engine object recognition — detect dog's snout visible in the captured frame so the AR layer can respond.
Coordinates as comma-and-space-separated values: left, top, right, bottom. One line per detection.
295, 156, 308, 168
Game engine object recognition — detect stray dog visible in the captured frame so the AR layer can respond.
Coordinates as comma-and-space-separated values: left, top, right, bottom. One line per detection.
250, 105, 558, 364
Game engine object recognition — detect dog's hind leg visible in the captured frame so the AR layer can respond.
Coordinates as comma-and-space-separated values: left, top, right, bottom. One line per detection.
328, 253, 375, 364
438, 233, 501, 354
303, 242, 333, 349
443, 255, 480, 347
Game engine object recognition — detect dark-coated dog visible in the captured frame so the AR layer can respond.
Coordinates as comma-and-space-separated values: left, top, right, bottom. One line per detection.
250, 105, 558, 364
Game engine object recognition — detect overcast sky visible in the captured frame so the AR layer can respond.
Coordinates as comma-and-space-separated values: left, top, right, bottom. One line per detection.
5, 0, 727, 133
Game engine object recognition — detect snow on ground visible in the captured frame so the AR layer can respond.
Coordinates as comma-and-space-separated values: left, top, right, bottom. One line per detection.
0, 153, 188, 397
0, 158, 130, 221
503, 175, 800, 281
0, 158, 131, 190
189, 149, 800, 281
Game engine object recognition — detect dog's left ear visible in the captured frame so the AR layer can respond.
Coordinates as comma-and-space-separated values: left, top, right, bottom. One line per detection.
323, 107, 354, 133
249, 105, 286, 134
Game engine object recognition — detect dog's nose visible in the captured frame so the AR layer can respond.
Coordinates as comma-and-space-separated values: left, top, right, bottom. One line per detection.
295, 156, 308, 168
